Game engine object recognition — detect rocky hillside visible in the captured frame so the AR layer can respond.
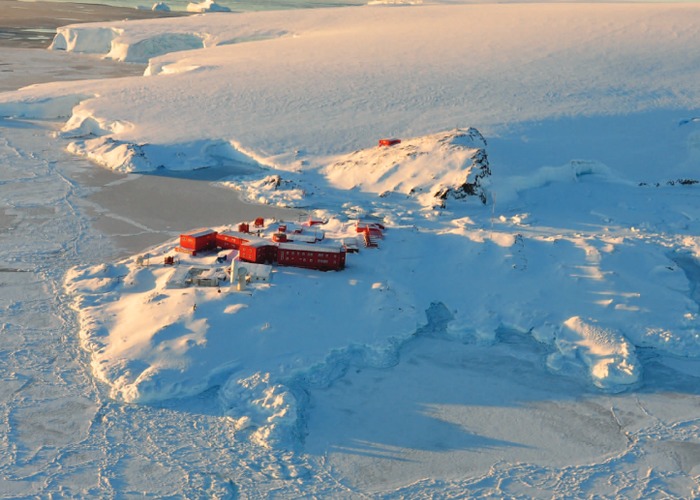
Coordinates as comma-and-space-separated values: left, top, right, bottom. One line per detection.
323, 128, 491, 208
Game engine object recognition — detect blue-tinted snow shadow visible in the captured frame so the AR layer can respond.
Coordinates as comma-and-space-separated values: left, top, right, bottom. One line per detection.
299, 323, 698, 463
488, 109, 700, 181
294, 229, 700, 462
0, 117, 55, 130
295, 301, 588, 458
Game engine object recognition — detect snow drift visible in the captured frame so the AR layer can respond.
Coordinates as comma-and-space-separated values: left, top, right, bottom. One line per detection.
551, 316, 641, 391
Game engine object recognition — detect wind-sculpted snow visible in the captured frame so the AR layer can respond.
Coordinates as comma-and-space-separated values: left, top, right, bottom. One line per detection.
551, 316, 640, 391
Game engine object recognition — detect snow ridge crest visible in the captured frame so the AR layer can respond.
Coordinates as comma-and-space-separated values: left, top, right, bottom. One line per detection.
323, 127, 491, 208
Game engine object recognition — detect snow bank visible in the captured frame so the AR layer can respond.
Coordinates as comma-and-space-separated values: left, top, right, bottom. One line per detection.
64, 135, 263, 173
47, 13, 290, 63
0, 94, 94, 120
51, 25, 207, 63
50, 26, 121, 54
111, 33, 206, 62
186, 0, 231, 12
47, 98, 267, 172
548, 316, 640, 391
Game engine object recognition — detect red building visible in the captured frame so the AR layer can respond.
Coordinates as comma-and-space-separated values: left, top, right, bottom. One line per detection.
239, 241, 277, 264
179, 228, 218, 254
277, 242, 346, 271
177, 220, 348, 272
216, 231, 250, 250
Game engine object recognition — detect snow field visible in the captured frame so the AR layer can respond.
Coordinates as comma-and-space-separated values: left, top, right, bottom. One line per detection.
64, 147, 700, 449
2, 2, 700, 495
3, 4, 700, 176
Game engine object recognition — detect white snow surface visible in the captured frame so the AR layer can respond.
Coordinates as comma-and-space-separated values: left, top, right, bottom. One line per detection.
1, 4, 699, 174
2, 2, 700, 496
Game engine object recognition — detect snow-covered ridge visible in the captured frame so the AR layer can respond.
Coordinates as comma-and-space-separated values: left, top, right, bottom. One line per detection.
54, 99, 270, 172
324, 128, 491, 208
220, 128, 491, 210
63, 133, 264, 173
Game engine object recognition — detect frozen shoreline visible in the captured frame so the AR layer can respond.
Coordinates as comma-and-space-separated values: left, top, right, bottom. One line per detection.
80, 167, 302, 255
0, 0, 184, 93
1, 1, 297, 253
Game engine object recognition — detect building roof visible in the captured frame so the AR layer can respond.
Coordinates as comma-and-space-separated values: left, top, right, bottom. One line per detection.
182, 228, 216, 238
278, 242, 344, 253
288, 233, 318, 244
233, 260, 272, 278
243, 239, 274, 248
218, 230, 250, 239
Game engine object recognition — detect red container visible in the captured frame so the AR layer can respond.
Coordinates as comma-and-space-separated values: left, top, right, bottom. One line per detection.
272, 232, 288, 243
